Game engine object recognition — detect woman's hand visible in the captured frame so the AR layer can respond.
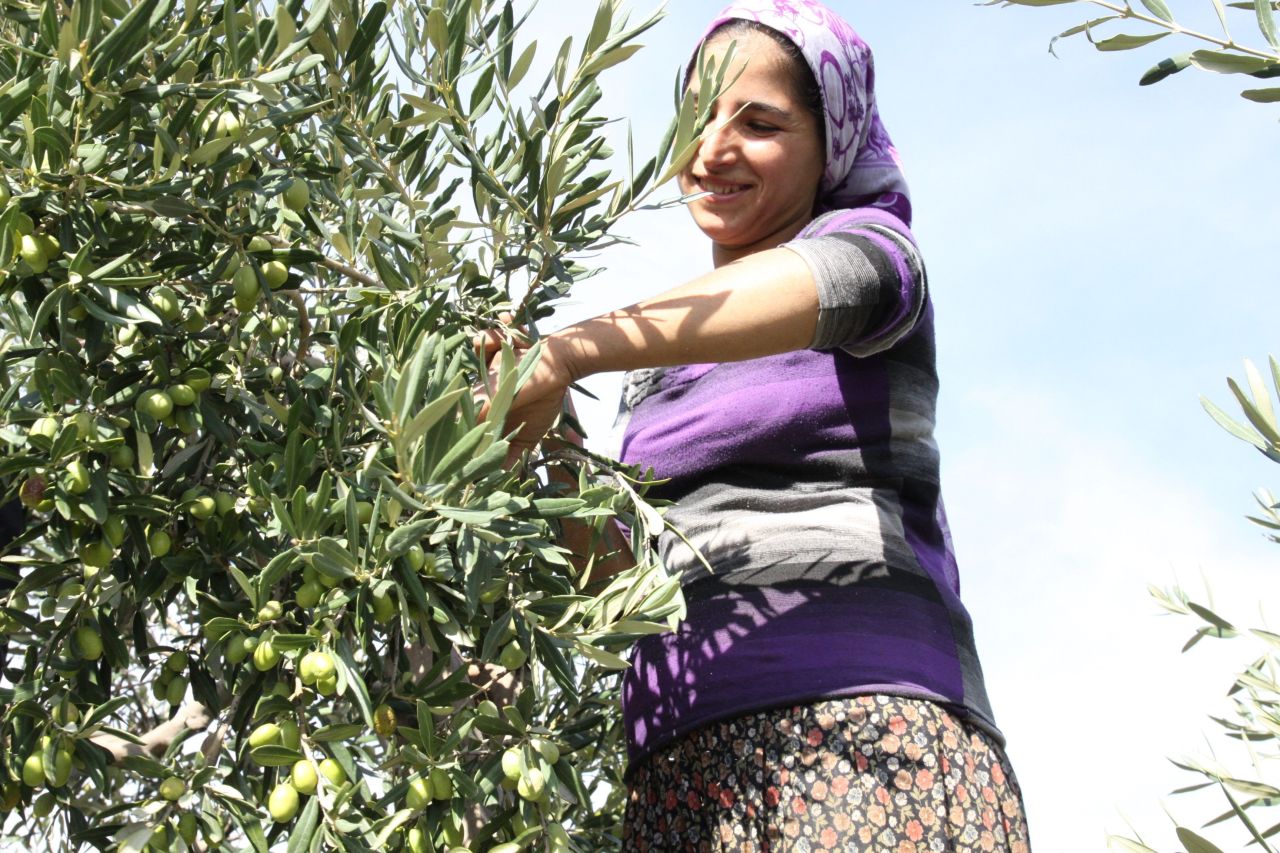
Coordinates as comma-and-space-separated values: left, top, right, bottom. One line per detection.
472, 245, 820, 465
474, 319, 580, 465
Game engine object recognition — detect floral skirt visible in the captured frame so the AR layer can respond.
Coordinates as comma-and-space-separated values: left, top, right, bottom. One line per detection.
622, 695, 1031, 853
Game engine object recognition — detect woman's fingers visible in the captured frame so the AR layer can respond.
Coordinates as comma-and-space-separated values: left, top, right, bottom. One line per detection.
470, 323, 574, 470
472, 327, 505, 367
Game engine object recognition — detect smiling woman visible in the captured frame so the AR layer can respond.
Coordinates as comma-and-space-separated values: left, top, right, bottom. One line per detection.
482, 1, 1032, 850
678, 26, 827, 263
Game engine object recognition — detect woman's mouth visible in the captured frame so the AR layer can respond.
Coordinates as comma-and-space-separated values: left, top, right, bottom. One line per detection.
695, 176, 750, 198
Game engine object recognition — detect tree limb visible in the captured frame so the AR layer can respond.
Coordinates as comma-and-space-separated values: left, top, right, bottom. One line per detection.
90, 701, 213, 762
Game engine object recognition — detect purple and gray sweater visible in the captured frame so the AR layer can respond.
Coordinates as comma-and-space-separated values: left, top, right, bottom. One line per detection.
616, 208, 999, 773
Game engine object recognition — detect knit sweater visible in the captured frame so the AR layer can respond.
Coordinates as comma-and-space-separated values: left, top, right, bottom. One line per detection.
615, 208, 999, 774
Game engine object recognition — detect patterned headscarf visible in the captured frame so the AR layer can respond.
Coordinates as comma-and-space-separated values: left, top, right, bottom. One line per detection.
695, 1, 912, 224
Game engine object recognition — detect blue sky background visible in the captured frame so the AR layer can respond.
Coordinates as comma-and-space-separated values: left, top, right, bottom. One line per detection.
522, 1, 1280, 849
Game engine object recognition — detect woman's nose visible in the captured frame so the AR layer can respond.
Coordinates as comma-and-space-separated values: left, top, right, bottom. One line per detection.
697, 119, 739, 168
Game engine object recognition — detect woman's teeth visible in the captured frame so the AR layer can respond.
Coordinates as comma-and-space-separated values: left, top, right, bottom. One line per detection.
701, 179, 747, 195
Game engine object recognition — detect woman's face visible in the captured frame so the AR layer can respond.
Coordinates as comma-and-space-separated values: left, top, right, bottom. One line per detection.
679, 29, 825, 265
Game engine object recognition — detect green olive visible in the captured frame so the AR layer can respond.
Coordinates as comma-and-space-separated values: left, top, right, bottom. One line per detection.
158, 777, 186, 801
78, 540, 113, 569
69, 411, 92, 437
404, 544, 426, 572
371, 588, 396, 624
500, 747, 523, 781
224, 633, 249, 665
406, 826, 431, 853
74, 626, 103, 661
267, 782, 299, 822
252, 639, 279, 671
248, 722, 281, 749
298, 650, 336, 684
52, 699, 78, 726
32, 791, 54, 818
429, 767, 453, 801
19, 234, 48, 273
165, 676, 187, 706
177, 812, 197, 844
405, 776, 432, 811
167, 384, 197, 406
214, 492, 236, 515
497, 641, 527, 671
532, 737, 561, 765
261, 261, 289, 289
22, 752, 44, 787
147, 529, 172, 559
135, 390, 174, 420
232, 265, 259, 300
291, 759, 318, 795
109, 444, 135, 469
282, 179, 310, 212
115, 324, 140, 347
102, 516, 126, 547
188, 496, 216, 520
38, 234, 61, 259
278, 719, 301, 751
516, 766, 545, 802
151, 285, 181, 322
295, 580, 323, 609
183, 367, 212, 392
317, 758, 347, 787
66, 459, 91, 495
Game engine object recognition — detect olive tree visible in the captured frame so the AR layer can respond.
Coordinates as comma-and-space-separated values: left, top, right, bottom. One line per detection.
985, 0, 1280, 103
1098, 363, 1280, 853
0, 0, 731, 850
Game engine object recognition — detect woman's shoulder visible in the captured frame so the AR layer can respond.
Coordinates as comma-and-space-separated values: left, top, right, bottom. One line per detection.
795, 206, 917, 246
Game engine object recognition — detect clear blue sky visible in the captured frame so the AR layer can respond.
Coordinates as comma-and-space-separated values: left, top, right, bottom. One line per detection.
526, 1, 1280, 849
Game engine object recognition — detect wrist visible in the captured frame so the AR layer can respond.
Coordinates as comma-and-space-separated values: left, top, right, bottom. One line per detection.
546, 328, 591, 384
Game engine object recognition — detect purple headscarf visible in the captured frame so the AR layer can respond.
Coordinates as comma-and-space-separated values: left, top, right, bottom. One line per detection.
696, 1, 912, 225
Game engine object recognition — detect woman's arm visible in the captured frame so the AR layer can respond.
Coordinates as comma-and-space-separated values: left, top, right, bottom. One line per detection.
483, 246, 821, 456
556, 245, 818, 377
538, 411, 637, 590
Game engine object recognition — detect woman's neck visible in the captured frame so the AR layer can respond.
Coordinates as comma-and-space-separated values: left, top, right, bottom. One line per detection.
710, 214, 814, 268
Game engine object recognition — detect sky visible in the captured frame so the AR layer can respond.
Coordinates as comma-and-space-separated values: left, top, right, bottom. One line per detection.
521, 1, 1280, 850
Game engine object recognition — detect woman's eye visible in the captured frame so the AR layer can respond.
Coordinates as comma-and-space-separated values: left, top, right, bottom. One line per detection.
746, 121, 778, 134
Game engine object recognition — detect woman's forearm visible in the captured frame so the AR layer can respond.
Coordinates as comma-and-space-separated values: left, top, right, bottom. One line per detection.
542, 440, 636, 589
552, 246, 818, 380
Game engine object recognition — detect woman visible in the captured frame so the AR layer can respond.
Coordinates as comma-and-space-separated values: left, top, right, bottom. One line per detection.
482, 2, 1030, 850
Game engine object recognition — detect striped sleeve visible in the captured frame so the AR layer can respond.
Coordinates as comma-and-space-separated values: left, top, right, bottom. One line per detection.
783, 211, 928, 356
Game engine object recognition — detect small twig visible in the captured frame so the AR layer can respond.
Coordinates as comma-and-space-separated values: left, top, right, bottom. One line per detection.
262, 233, 381, 289
1081, 0, 1280, 62
285, 290, 312, 371
315, 255, 380, 289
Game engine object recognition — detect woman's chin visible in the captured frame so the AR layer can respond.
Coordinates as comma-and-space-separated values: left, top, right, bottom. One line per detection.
689, 210, 745, 244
